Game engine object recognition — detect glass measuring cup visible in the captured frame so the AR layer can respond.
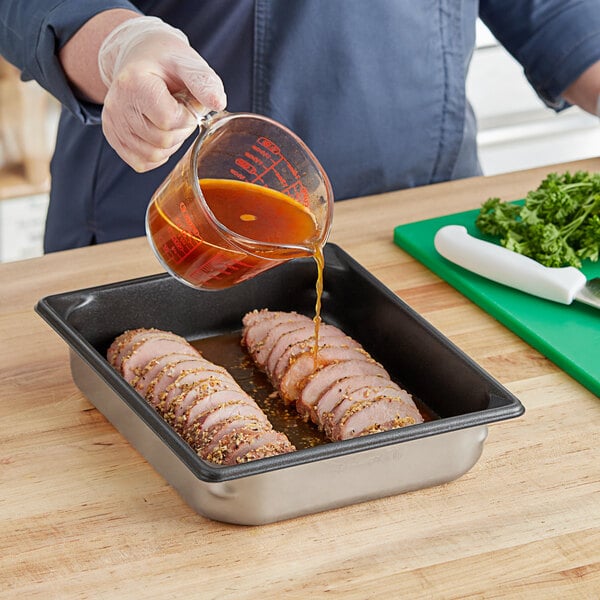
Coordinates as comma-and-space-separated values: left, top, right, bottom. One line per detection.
146, 108, 333, 290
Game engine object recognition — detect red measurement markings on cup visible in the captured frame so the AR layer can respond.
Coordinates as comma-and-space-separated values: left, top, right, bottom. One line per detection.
158, 202, 202, 266
183, 249, 259, 287
229, 137, 310, 207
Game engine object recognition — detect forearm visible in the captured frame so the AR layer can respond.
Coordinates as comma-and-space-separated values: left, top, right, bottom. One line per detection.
563, 60, 600, 116
58, 8, 140, 104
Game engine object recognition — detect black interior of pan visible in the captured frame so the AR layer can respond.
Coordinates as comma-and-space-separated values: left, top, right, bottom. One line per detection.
43, 243, 519, 417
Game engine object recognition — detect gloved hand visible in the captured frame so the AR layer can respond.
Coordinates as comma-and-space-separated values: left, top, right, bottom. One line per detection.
98, 16, 227, 172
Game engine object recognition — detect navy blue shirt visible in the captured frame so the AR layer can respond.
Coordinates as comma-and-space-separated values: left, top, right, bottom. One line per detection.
1, 0, 599, 252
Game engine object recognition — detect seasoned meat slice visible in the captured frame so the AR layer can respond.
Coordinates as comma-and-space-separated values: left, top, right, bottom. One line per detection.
121, 337, 199, 383
241, 310, 308, 357
230, 430, 295, 463
159, 367, 239, 410
242, 308, 291, 330
170, 389, 251, 433
109, 329, 191, 372
334, 396, 422, 441
267, 325, 361, 382
323, 385, 422, 439
184, 401, 270, 448
314, 374, 396, 425
199, 415, 268, 457
240, 439, 296, 462
165, 380, 243, 430
180, 388, 253, 425
204, 428, 295, 465
133, 352, 204, 392
107, 328, 159, 369
201, 425, 271, 464
279, 345, 375, 404
146, 358, 231, 405
247, 315, 311, 368
298, 360, 390, 422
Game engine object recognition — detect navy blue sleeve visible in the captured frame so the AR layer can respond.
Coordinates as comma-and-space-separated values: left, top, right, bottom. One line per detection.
480, 0, 600, 109
0, 0, 142, 123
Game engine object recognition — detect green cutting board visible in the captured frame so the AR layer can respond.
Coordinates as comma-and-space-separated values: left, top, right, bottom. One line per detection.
393, 209, 600, 398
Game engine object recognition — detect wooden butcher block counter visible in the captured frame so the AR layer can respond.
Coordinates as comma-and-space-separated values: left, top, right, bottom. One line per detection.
1, 158, 599, 598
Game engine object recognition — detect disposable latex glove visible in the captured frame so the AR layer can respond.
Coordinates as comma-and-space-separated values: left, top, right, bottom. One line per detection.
98, 16, 227, 172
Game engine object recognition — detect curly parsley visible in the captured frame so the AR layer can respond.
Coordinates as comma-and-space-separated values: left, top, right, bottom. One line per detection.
476, 171, 600, 268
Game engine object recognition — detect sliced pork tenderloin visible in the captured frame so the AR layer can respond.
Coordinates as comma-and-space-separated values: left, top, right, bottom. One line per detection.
108, 328, 294, 464
242, 309, 423, 441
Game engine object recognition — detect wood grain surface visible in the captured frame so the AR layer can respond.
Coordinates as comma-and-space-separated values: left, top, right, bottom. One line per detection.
1, 158, 599, 599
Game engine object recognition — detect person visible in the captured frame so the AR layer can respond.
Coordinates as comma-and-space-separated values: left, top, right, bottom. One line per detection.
0, 1, 599, 253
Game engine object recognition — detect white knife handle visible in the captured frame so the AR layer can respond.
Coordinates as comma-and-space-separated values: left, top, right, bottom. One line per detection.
433, 225, 586, 304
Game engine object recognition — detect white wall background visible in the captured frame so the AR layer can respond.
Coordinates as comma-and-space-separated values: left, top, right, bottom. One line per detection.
468, 20, 600, 176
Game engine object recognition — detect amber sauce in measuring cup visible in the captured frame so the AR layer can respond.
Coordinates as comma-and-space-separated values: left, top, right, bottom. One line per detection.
147, 178, 319, 288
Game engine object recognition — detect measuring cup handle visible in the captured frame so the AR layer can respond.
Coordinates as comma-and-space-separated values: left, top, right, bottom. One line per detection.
173, 90, 213, 128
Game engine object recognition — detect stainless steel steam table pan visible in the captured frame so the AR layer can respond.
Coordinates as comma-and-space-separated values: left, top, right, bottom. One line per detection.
35, 243, 524, 525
